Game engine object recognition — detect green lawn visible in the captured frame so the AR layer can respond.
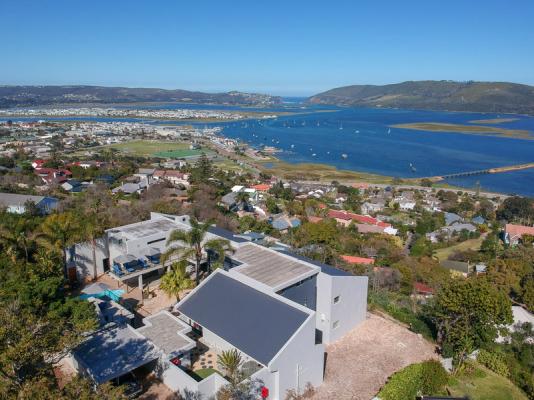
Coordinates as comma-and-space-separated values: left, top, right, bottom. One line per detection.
194, 368, 220, 380
447, 365, 528, 400
105, 140, 192, 157
433, 236, 484, 261
153, 149, 204, 158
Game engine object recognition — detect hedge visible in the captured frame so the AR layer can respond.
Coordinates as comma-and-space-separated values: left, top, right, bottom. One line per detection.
477, 349, 510, 377
378, 360, 448, 400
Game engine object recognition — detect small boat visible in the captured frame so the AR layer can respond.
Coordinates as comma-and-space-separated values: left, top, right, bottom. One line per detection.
341, 153, 348, 159
388, 128, 391, 134
409, 163, 417, 172
290, 144, 295, 148
327, 151, 330, 155
339, 123, 343, 130
312, 153, 317, 157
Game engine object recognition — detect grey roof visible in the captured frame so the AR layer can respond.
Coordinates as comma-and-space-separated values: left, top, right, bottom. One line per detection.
137, 312, 195, 356
112, 182, 141, 194
177, 272, 309, 366
221, 191, 238, 206
232, 243, 318, 289
445, 212, 462, 226
440, 260, 471, 273
278, 250, 353, 277
208, 226, 248, 243
138, 168, 156, 175
0, 192, 46, 206
73, 325, 159, 384
109, 218, 179, 240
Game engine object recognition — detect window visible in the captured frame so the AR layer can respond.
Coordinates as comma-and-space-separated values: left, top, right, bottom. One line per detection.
333, 295, 340, 304
333, 320, 340, 329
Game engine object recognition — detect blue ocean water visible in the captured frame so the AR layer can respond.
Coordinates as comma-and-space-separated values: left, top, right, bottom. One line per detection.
3, 101, 534, 196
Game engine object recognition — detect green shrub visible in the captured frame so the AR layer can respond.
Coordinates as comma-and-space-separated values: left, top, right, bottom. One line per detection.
378, 360, 448, 400
477, 349, 510, 377
420, 360, 449, 393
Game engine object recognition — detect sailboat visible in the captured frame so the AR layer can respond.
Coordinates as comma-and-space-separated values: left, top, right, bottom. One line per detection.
388, 128, 391, 134
409, 163, 417, 172
339, 123, 343, 130
341, 153, 348, 159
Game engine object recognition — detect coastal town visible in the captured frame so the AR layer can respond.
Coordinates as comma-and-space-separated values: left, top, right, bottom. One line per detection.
2, 1, 534, 399
1, 113, 534, 400
0, 106, 279, 121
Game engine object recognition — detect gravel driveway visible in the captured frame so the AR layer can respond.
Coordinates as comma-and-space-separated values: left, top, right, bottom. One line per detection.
311, 313, 438, 400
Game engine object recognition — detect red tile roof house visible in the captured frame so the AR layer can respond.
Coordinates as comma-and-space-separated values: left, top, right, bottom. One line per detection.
327, 210, 398, 235
34, 167, 72, 185
413, 282, 435, 298
250, 183, 271, 192
505, 224, 534, 245
341, 255, 375, 265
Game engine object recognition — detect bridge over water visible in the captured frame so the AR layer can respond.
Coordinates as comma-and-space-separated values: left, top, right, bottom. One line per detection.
426, 162, 534, 182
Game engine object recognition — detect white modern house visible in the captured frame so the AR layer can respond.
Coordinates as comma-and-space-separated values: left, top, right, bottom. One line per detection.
69, 213, 368, 399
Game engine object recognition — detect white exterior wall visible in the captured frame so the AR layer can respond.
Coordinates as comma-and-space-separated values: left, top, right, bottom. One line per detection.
316, 273, 368, 344
268, 314, 324, 400
71, 238, 109, 281
158, 358, 229, 397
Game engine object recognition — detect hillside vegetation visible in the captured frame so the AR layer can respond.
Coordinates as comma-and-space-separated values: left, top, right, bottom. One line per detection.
0, 85, 281, 108
308, 80, 534, 115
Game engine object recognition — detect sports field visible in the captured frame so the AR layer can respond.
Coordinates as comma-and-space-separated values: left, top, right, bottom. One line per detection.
106, 140, 211, 158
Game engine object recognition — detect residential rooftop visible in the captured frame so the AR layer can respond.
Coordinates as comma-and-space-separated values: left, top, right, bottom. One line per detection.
137, 312, 195, 356
177, 271, 310, 366
73, 325, 159, 384
232, 243, 318, 289
107, 217, 182, 240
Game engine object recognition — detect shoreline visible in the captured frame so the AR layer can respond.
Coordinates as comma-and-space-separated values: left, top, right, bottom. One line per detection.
391, 122, 532, 139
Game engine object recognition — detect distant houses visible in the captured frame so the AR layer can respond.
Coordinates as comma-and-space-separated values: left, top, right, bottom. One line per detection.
0, 192, 58, 214
327, 210, 398, 235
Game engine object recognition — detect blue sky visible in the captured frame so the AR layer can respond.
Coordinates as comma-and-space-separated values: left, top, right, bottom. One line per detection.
1, 0, 533, 95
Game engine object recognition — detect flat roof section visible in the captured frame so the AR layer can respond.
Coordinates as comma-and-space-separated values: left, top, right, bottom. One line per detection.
137, 312, 195, 356
73, 325, 159, 384
232, 243, 318, 289
110, 218, 180, 240
177, 272, 309, 366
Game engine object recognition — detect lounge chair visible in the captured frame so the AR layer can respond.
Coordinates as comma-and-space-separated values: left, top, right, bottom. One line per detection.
139, 258, 149, 269
124, 262, 136, 273
112, 264, 124, 277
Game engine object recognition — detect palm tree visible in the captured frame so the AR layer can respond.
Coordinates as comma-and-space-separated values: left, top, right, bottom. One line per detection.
0, 218, 36, 263
162, 218, 233, 285
217, 349, 242, 383
38, 212, 80, 278
78, 213, 106, 281
160, 260, 194, 301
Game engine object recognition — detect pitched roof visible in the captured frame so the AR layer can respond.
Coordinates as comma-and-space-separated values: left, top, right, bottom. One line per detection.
341, 255, 375, 265
506, 224, 534, 241
250, 184, 271, 191
327, 210, 391, 227
177, 272, 309, 366
414, 282, 434, 294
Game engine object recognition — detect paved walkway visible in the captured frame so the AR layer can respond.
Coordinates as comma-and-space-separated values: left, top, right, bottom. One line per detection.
312, 313, 438, 400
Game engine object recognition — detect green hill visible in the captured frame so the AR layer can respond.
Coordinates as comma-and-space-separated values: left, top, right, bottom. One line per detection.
308, 80, 534, 115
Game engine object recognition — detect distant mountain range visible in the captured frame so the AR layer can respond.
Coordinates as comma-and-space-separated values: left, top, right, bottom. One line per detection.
308, 81, 534, 115
0, 85, 282, 108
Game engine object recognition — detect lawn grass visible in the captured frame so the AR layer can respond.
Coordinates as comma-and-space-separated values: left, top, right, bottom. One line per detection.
104, 140, 212, 158
194, 368, 220, 380
433, 236, 484, 261
447, 365, 528, 400
260, 160, 392, 184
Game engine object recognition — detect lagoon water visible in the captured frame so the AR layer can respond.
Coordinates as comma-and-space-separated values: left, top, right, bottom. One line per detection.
217, 105, 534, 197
4, 101, 534, 196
